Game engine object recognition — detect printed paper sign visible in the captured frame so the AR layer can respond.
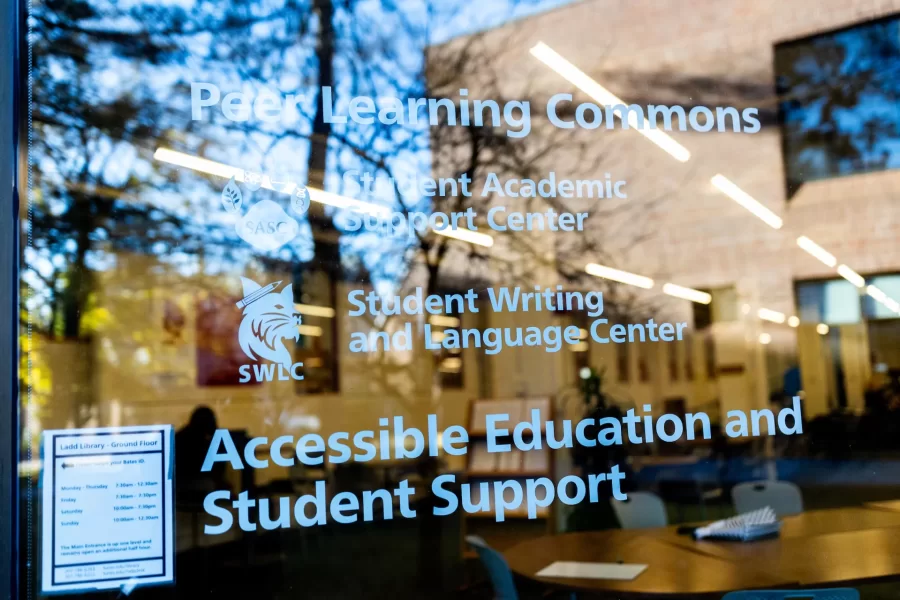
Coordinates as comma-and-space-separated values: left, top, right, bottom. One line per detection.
41, 425, 174, 595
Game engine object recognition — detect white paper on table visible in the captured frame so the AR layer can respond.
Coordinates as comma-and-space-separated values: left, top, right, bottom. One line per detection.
535, 561, 647, 580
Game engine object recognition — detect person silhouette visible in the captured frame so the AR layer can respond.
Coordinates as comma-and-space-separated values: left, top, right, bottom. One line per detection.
175, 406, 229, 503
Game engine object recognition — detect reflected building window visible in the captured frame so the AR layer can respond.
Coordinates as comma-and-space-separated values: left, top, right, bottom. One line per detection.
796, 278, 862, 324
864, 274, 900, 320
776, 15, 900, 197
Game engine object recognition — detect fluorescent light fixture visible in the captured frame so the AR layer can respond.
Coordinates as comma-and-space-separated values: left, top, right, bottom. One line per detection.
662, 283, 712, 304
431, 330, 446, 343
866, 285, 887, 303
796, 236, 836, 268
307, 188, 389, 215
585, 263, 654, 289
436, 227, 494, 247
429, 315, 461, 328
759, 333, 772, 345
816, 323, 830, 335
741, 304, 752, 315
570, 341, 589, 352
757, 308, 785, 324
837, 264, 865, 288
153, 147, 389, 215
154, 148, 239, 178
295, 303, 336, 318
579, 328, 588, 339
867, 286, 900, 313
788, 316, 800, 328
711, 174, 783, 229
297, 324, 323, 337
529, 42, 691, 163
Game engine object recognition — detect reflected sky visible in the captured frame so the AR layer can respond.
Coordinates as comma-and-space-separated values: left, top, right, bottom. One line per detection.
777, 15, 900, 189
27, 0, 582, 308
429, 0, 579, 45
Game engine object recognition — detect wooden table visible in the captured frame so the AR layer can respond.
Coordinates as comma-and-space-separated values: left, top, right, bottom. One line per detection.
504, 506, 900, 597
865, 499, 900, 513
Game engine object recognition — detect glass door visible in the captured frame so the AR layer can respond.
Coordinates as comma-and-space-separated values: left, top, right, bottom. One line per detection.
16, 1, 900, 598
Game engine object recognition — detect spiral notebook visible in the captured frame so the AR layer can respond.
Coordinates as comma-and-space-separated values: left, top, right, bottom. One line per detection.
693, 506, 782, 541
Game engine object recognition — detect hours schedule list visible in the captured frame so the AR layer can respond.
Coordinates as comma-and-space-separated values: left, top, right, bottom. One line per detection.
41, 425, 175, 594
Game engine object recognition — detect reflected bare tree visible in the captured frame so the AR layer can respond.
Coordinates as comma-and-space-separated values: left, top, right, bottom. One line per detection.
27, 0, 684, 418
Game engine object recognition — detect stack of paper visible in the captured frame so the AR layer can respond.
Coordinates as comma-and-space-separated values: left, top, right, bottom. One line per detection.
694, 506, 781, 541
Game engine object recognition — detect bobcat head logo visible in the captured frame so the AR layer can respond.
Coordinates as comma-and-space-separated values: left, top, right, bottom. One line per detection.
237, 277, 301, 369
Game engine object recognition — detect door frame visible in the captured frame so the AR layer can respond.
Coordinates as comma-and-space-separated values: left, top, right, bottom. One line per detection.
1, 0, 21, 597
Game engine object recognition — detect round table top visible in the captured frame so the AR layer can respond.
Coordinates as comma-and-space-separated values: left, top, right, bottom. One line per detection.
503, 505, 900, 597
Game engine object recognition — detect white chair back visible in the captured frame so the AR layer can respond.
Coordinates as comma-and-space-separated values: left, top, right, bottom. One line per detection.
611, 491, 668, 529
732, 480, 803, 517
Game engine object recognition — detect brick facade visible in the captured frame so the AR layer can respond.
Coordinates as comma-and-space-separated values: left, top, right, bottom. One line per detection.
432, 1, 900, 417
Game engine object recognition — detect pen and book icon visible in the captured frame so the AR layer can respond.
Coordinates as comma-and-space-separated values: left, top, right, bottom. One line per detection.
235, 280, 282, 309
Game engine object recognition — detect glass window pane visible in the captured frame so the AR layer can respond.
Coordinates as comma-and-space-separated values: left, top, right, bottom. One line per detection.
797, 278, 862, 324
16, 3, 900, 599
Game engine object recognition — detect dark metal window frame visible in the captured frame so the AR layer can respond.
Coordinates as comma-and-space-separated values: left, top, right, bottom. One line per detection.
2, 0, 21, 597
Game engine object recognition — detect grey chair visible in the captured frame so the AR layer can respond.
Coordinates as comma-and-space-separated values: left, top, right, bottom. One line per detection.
611, 492, 668, 529
732, 480, 803, 517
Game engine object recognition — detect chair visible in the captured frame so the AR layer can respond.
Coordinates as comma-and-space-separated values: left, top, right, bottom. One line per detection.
732, 480, 803, 517
722, 589, 858, 599
611, 492, 668, 529
465, 536, 519, 600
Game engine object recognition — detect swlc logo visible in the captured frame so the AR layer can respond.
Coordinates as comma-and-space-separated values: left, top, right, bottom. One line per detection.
236, 277, 305, 383
239, 362, 305, 383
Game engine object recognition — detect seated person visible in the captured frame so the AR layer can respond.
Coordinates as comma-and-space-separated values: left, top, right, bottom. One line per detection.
175, 406, 230, 505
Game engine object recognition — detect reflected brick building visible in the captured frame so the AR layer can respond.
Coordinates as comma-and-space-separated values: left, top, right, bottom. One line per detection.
430, 0, 900, 421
